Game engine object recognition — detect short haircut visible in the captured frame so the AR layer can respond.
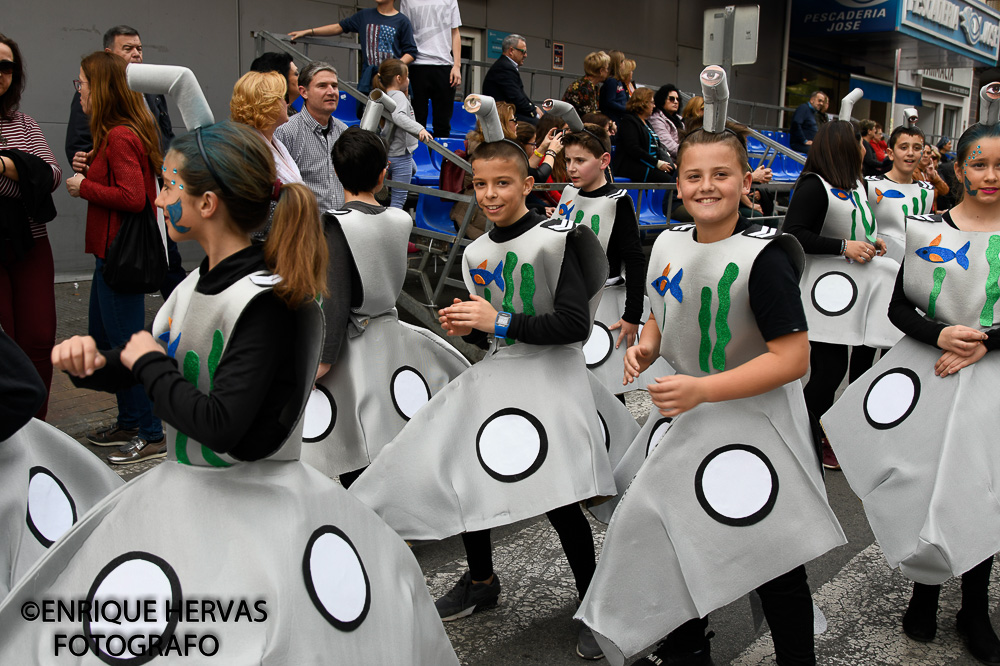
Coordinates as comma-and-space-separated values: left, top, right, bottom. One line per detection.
581, 112, 612, 130
103, 25, 139, 50
299, 61, 337, 89
859, 119, 876, 135
470, 140, 529, 179
625, 87, 653, 114
810, 90, 826, 102
888, 125, 925, 149
677, 119, 751, 174
331, 126, 388, 195
800, 121, 862, 190
502, 34, 525, 53
230, 71, 287, 132
583, 51, 610, 77
562, 123, 611, 158
250, 52, 294, 79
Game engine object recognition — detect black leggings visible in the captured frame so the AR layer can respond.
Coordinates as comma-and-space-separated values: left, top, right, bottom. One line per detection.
461, 502, 596, 598
803, 342, 878, 420
911, 555, 995, 615
667, 565, 815, 665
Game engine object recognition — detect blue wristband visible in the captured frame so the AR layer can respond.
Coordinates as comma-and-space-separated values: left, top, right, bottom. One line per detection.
494, 311, 512, 338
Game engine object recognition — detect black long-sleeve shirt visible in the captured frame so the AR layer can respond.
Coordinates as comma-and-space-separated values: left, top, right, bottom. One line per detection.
576, 182, 646, 323
781, 173, 846, 255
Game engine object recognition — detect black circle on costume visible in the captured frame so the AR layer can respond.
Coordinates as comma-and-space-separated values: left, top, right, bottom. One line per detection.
83, 551, 182, 665
598, 412, 610, 451
389, 365, 432, 421
475, 408, 549, 483
26, 466, 77, 548
694, 444, 779, 527
302, 525, 371, 631
862, 367, 921, 430
303, 384, 337, 443
645, 417, 673, 458
810, 271, 858, 317
585, 322, 614, 368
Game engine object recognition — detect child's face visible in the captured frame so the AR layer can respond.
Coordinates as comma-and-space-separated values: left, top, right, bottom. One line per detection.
677, 142, 752, 232
472, 157, 533, 227
958, 136, 1000, 203
565, 144, 609, 191
890, 134, 923, 178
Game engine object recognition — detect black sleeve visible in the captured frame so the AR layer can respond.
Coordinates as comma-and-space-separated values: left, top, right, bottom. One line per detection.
781, 175, 842, 255
507, 238, 592, 344
321, 221, 354, 365
132, 292, 294, 454
529, 162, 552, 181
616, 117, 659, 172
0, 328, 46, 439
748, 241, 809, 341
64, 92, 93, 166
68, 348, 138, 393
606, 194, 646, 324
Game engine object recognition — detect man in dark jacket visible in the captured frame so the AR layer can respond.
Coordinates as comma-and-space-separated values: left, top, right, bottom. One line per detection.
482, 34, 541, 123
790, 90, 826, 154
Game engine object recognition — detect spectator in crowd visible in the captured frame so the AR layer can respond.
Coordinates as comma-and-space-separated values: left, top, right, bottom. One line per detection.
936, 136, 955, 162
274, 62, 347, 212
249, 51, 300, 114
815, 92, 830, 126
66, 24, 183, 299
611, 87, 672, 184
870, 122, 888, 161
399, 0, 462, 138
372, 58, 432, 209
289, 0, 417, 97
230, 71, 302, 186
0, 33, 62, 419
515, 120, 563, 212
482, 34, 541, 123
562, 51, 610, 117
599, 50, 629, 122
534, 113, 570, 188
790, 90, 827, 153
914, 144, 949, 211
648, 84, 683, 161
64, 51, 164, 462
450, 101, 516, 237
620, 58, 637, 97
861, 119, 888, 176
681, 95, 704, 128
582, 111, 616, 137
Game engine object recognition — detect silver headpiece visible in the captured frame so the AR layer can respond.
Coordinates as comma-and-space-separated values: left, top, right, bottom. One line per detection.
979, 82, 1000, 127
464, 94, 505, 143
700, 65, 729, 134
126, 64, 214, 131
838, 88, 863, 122
359, 89, 398, 133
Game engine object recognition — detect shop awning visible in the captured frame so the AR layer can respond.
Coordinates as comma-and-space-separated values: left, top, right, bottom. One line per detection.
849, 76, 922, 106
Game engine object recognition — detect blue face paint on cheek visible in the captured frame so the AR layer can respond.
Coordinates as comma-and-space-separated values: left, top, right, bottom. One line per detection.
165, 198, 191, 233
966, 175, 979, 197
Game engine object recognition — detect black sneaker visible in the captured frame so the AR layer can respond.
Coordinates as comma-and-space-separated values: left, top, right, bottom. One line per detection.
643, 641, 715, 666
107, 436, 167, 465
957, 610, 1000, 665
576, 623, 604, 660
87, 424, 139, 447
434, 571, 501, 621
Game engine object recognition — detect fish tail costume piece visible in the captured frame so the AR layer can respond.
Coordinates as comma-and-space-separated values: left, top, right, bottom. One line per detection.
301, 207, 470, 476
865, 175, 936, 262
0, 66, 457, 665
349, 216, 621, 540
577, 68, 845, 666
798, 173, 902, 348
557, 185, 674, 394
822, 213, 1000, 584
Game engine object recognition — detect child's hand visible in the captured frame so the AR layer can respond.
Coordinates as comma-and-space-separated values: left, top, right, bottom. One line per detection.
935, 345, 987, 376
418, 129, 432, 143
121, 331, 165, 370
875, 237, 887, 256
937, 325, 987, 356
438, 294, 498, 334
609, 318, 639, 349
844, 240, 877, 264
647, 374, 707, 417
438, 298, 473, 337
52, 335, 106, 377
623, 342, 656, 385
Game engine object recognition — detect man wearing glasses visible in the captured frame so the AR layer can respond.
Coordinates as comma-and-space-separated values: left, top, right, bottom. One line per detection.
482, 34, 542, 124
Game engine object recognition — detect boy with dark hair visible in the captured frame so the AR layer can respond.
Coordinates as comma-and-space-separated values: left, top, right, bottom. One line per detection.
865, 125, 934, 262
351, 137, 625, 660
559, 124, 655, 395
302, 127, 469, 487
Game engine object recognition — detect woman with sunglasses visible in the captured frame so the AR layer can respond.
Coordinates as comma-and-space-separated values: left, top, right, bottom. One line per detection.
0, 34, 62, 420
649, 84, 684, 162
64, 51, 165, 462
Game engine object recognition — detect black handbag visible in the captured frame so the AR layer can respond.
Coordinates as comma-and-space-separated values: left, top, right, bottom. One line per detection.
102, 193, 167, 294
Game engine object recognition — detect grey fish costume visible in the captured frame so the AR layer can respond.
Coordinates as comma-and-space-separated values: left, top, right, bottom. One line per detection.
560, 185, 672, 393
865, 175, 935, 262
798, 174, 902, 348
822, 214, 1000, 585
577, 225, 846, 665
302, 207, 470, 476
0, 271, 457, 664
350, 219, 618, 540
0, 419, 123, 602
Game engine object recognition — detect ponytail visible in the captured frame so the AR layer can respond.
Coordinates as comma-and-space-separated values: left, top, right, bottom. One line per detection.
264, 182, 329, 307
375, 59, 407, 93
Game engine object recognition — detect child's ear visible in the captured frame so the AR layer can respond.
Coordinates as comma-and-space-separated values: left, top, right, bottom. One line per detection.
522, 174, 535, 197
377, 167, 388, 191
742, 170, 753, 195
600, 152, 612, 169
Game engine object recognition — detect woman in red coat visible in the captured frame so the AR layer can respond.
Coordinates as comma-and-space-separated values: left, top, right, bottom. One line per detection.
64, 51, 164, 463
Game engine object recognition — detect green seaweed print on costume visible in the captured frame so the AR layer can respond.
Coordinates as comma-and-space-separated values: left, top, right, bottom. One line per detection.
497, 251, 537, 345
175, 330, 230, 467
927, 267, 946, 319
697, 262, 740, 373
852, 191, 876, 243
981, 235, 1000, 326
572, 209, 600, 236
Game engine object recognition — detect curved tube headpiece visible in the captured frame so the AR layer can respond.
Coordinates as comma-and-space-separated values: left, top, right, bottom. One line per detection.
700, 65, 729, 134
542, 99, 583, 131
902, 107, 919, 127
126, 63, 213, 131
464, 94, 505, 143
979, 82, 1000, 127
359, 88, 398, 133
839, 88, 863, 122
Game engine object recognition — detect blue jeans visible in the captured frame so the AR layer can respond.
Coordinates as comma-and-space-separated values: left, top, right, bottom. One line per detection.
387, 153, 414, 209
89, 257, 163, 441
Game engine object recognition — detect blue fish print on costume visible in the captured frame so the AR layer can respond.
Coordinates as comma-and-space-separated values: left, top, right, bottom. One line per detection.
470, 260, 505, 291
875, 188, 905, 203
157, 321, 182, 358
651, 263, 684, 303
557, 201, 575, 219
915, 234, 970, 270
831, 188, 853, 203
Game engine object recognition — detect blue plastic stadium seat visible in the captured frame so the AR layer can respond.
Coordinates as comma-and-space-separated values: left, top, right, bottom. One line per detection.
449, 101, 477, 138
746, 134, 765, 156
774, 131, 791, 147
414, 191, 458, 235
411, 143, 439, 187
333, 92, 360, 127
428, 138, 467, 170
